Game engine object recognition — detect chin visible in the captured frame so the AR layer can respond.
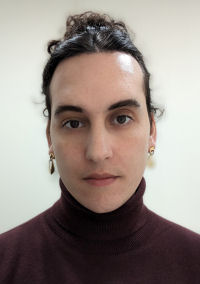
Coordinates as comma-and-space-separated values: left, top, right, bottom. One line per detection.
83, 194, 129, 213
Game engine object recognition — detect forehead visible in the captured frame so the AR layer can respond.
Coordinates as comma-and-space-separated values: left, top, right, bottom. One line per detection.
50, 52, 145, 114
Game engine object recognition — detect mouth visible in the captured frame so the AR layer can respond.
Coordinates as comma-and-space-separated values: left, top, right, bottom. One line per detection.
83, 173, 119, 187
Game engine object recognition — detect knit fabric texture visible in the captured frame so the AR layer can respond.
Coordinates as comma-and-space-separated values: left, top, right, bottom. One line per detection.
0, 178, 200, 283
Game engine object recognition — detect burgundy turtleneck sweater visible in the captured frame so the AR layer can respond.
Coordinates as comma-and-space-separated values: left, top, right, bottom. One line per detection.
0, 178, 200, 283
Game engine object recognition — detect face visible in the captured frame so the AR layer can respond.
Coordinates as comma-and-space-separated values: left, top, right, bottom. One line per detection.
47, 52, 156, 213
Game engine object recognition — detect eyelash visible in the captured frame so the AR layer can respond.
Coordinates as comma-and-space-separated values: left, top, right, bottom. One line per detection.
62, 115, 134, 129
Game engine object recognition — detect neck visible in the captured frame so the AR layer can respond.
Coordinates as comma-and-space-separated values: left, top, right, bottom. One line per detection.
49, 177, 148, 253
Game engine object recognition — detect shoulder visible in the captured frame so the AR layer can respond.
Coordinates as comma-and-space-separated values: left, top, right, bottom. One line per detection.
0, 205, 57, 283
0, 205, 53, 257
149, 208, 199, 237
143, 207, 200, 280
146, 207, 200, 256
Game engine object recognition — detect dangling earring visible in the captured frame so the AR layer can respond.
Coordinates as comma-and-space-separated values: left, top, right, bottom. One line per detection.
147, 146, 155, 168
49, 153, 55, 174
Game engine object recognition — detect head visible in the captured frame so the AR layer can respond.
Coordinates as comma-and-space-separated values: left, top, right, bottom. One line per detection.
43, 11, 158, 213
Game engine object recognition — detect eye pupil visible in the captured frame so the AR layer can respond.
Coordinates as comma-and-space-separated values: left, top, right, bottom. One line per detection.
117, 115, 127, 124
70, 120, 79, 128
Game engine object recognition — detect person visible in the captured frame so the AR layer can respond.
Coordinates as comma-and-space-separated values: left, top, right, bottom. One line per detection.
0, 11, 199, 284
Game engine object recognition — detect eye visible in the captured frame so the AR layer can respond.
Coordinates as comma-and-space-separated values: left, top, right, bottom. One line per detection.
62, 120, 84, 129
113, 115, 133, 125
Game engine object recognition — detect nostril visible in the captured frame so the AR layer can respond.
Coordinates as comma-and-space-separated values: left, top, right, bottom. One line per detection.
85, 143, 112, 162
85, 131, 113, 162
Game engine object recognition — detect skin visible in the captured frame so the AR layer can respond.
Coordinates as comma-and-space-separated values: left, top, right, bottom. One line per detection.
46, 52, 156, 213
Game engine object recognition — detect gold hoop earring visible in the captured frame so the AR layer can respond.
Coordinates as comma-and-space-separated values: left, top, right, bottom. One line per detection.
149, 146, 155, 156
49, 153, 55, 174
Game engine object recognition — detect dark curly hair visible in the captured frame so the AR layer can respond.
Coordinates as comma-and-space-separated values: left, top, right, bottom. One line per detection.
42, 11, 162, 126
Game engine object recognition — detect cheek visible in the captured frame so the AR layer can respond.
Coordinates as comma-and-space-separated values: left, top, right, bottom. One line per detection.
53, 138, 83, 169
120, 128, 150, 152
118, 130, 150, 167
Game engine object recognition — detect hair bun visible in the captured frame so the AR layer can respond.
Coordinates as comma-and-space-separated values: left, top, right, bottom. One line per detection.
64, 11, 127, 39
47, 11, 128, 55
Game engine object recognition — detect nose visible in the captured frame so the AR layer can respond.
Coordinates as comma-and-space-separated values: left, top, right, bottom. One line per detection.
85, 127, 113, 163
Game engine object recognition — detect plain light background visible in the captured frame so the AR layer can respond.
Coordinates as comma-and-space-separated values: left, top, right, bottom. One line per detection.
0, 0, 200, 234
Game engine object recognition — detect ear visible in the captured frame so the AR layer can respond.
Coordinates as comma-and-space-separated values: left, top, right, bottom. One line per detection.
149, 114, 157, 149
46, 120, 53, 154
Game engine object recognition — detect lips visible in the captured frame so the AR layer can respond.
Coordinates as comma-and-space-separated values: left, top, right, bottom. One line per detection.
83, 173, 119, 187
84, 173, 117, 179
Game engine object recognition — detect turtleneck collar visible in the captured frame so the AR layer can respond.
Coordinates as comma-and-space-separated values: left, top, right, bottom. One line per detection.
48, 178, 148, 253
49, 177, 148, 253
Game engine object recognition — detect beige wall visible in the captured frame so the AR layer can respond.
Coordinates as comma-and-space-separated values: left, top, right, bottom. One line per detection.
0, 0, 200, 233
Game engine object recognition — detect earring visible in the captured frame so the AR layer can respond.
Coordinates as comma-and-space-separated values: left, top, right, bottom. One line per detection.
49, 153, 55, 174
147, 146, 155, 168
149, 146, 155, 156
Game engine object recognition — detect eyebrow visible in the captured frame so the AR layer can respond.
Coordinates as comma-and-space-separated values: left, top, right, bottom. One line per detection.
54, 99, 141, 117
